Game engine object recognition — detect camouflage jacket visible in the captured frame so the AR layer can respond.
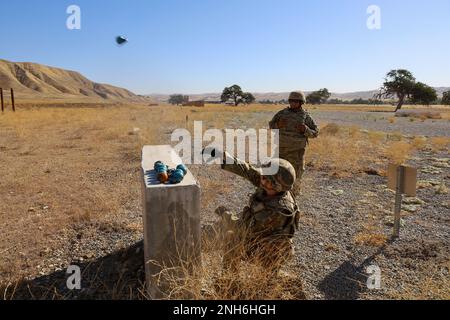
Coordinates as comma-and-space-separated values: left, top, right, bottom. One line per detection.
269, 107, 319, 149
222, 153, 299, 240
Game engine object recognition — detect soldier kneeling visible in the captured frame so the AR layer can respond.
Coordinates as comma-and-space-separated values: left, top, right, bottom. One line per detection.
209, 150, 300, 275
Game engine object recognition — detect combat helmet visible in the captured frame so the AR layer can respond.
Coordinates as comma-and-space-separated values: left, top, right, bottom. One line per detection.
261, 158, 296, 192
288, 91, 306, 104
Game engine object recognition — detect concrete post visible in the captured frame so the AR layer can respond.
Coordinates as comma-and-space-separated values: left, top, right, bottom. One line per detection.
141, 145, 201, 299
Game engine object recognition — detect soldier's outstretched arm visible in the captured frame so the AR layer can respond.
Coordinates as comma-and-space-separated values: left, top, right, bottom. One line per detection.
221, 151, 261, 187
305, 115, 319, 138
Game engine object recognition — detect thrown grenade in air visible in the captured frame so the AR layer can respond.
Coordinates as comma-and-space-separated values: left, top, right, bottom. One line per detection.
116, 36, 128, 46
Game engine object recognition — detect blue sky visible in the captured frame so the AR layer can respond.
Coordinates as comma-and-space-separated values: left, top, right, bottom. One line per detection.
1, 0, 449, 94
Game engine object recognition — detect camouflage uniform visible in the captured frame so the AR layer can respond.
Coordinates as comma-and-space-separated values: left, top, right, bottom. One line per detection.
218, 153, 300, 273
269, 94, 319, 180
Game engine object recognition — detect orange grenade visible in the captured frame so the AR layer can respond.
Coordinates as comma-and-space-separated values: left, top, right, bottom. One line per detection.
154, 161, 169, 183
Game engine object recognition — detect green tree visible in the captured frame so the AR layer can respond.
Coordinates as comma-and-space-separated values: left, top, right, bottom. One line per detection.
375, 69, 416, 112
306, 92, 321, 104
410, 82, 438, 105
168, 94, 187, 105
442, 90, 450, 105
221, 85, 254, 106
242, 92, 256, 104
306, 88, 331, 104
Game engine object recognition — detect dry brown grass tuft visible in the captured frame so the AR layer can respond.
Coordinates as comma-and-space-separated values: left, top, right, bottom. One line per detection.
348, 125, 361, 138
395, 111, 442, 121
429, 137, 450, 152
384, 141, 413, 164
151, 232, 306, 300
354, 225, 388, 247
387, 131, 403, 141
308, 124, 388, 177
320, 123, 341, 136
309, 136, 363, 176
368, 131, 386, 144
411, 136, 428, 151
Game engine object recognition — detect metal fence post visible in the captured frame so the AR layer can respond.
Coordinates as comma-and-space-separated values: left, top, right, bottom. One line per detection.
10, 88, 15, 112
393, 165, 405, 238
0, 88, 4, 113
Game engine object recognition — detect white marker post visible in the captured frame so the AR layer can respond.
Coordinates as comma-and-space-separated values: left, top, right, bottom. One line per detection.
387, 164, 417, 238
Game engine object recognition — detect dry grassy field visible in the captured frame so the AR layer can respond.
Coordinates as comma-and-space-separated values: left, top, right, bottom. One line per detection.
0, 103, 449, 299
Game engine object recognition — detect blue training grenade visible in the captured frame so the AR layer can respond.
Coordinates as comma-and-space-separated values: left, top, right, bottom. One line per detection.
169, 169, 185, 184
154, 161, 186, 184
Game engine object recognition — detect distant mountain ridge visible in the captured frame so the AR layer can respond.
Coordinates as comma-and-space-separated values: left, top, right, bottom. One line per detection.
0, 59, 144, 101
1, 59, 447, 103
147, 87, 450, 103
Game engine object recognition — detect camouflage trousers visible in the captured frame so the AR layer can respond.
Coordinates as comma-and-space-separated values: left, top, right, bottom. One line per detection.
215, 207, 293, 274
279, 147, 306, 184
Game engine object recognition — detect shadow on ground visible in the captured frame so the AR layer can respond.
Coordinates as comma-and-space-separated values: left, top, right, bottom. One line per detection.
3, 241, 146, 300
317, 261, 368, 300
318, 239, 399, 300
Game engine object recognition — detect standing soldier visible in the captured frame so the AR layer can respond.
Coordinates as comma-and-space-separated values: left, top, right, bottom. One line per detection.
269, 91, 319, 182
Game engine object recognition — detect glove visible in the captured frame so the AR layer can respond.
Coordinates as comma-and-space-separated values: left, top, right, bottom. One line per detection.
202, 147, 225, 164
202, 147, 217, 158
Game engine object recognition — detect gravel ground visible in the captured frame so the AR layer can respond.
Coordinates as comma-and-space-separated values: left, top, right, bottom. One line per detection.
252, 110, 450, 137
294, 150, 449, 300
309, 111, 450, 138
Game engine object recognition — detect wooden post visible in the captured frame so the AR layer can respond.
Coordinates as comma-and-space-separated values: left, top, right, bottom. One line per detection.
393, 165, 405, 238
0, 88, 4, 113
10, 88, 15, 112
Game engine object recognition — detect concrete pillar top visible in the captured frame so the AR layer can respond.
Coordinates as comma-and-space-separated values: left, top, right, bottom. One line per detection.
141, 145, 198, 188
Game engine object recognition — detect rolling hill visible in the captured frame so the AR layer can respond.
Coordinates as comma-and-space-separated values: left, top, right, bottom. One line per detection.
0, 59, 144, 102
